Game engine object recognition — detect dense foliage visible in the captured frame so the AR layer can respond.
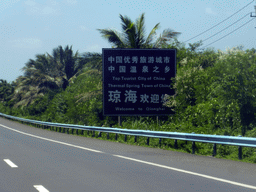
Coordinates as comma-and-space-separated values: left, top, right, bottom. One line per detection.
164, 46, 256, 137
0, 13, 255, 163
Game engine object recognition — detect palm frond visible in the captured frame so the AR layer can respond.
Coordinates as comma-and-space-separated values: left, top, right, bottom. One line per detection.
97, 28, 125, 48
161, 29, 181, 45
135, 13, 146, 48
145, 23, 160, 46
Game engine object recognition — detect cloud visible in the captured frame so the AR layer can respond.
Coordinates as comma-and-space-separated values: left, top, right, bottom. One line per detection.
24, 0, 60, 15
205, 8, 217, 15
66, 0, 77, 5
10, 38, 42, 48
0, 0, 20, 13
24, 0, 35, 6
83, 44, 101, 52
42, 6, 56, 15
79, 25, 90, 31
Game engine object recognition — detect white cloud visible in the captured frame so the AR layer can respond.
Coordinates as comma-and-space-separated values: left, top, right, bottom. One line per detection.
24, 0, 60, 15
42, 6, 56, 15
83, 44, 101, 52
10, 38, 42, 48
205, 8, 217, 15
24, 0, 36, 6
66, 0, 77, 5
0, 0, 20, 13
79, 25, 90, 31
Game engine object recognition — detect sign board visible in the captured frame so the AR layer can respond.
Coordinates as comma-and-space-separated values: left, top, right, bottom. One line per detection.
103, 48, 176, 116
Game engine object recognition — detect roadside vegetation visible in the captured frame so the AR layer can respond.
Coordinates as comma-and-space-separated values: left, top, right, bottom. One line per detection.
1, 13, 256, 164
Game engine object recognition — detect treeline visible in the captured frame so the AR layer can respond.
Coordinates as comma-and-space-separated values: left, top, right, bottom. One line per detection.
0, 45, 107, 126
1, 13, 256, 162
1, 42, 256, 137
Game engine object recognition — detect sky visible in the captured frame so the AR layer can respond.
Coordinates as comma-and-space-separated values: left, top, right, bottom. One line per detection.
0, 0, 255, 83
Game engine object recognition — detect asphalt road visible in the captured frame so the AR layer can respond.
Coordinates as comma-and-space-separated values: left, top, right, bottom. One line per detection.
0, 116, 256, 192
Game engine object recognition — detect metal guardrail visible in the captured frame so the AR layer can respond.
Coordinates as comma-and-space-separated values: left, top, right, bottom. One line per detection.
0, 112, 256, 160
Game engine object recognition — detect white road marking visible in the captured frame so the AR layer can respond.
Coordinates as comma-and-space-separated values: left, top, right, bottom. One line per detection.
113, 155, 256, 190
1, 123, 256, 190
3, 159, 18, 168
0, 124, 103, 154
34, 185, 49, 192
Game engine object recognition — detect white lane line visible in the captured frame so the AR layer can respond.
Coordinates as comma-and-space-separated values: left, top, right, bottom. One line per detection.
34, 185, 49, 192
0, 124, 103, 154
3, 159, 18, 168
1, 123, 256, 190
113, 155, 256, 190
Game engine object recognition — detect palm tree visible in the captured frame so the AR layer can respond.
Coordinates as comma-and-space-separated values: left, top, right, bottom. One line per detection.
10, 45, 84, 108
97, 13, 181, 48
46, 45, 89, 88
0, 79, 14, 102
10, 75, 46, 108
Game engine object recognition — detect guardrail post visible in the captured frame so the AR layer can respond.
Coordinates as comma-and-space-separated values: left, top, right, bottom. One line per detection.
159, 138, 161, 146
93, 131, 95, 137
238, 146, 242, 160
71, 129, 73, 134
174, 140, 178, 149
124, 135, 127, 142
134, 136, 137, 143
67, 128, 69, 134
147, 137, 150, 145
81, 130, 84, 135
238, 135, 242, 160
192, 141, 196, 154
107, 133, 109, 139
98, 132, 101, 137
115, 133, 118, 140
76, 129, 78, 135
213, 143, 217, 157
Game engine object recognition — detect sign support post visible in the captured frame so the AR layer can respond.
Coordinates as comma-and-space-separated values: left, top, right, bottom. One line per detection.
118, 116, 122, 127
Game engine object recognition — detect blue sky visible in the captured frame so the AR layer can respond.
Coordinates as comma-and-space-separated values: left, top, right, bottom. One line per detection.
0, 0, 255, 83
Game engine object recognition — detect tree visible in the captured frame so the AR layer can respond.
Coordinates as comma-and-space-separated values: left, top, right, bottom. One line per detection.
0, 79, 14, 102
69, 52, 102, 84
97, 13, 181, 48
209, 47, 256, 136
46, 45, 83, 89
10, 45, 83, 108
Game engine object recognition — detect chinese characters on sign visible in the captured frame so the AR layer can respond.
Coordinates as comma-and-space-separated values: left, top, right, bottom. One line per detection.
103, 49, 176, 116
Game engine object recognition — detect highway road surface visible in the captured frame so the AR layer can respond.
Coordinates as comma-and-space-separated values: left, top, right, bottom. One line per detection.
0, 116, 256, 192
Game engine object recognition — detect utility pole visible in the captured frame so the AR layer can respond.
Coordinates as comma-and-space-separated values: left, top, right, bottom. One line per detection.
250, 5, 256, 28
